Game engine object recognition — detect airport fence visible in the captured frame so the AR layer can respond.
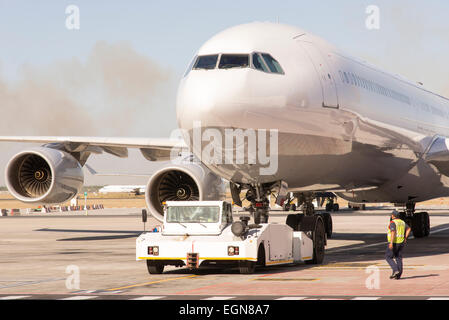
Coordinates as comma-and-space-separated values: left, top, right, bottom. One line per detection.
1, 204, 105, 216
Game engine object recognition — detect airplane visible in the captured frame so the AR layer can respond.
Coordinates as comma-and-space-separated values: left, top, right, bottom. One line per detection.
2, 22, 449, 240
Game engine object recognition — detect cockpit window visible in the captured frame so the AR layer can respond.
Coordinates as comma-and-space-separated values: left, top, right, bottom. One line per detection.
261, 53, 284, 74
219, 54, 249, 69
252, 53, 269, 72
187, 53, 284, 74
193, 55, 219, 70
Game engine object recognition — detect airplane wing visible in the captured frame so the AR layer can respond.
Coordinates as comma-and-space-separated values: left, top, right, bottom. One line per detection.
424, 136, 449, 176
0, 136, 188, 161
84, 164, 152, 177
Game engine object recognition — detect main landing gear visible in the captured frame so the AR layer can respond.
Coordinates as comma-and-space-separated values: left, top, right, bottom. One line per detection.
398, 202, 430, 238
282, 192, 333, 239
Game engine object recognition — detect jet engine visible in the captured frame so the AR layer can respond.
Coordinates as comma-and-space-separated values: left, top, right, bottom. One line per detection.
5, 147, 84, 204
145, 162, 226, 222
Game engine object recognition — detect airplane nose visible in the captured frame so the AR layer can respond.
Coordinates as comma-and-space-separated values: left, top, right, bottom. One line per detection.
176, 70, 251, 132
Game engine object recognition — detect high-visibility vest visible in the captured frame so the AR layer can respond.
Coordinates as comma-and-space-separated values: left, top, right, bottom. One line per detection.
387, 219, 405, 244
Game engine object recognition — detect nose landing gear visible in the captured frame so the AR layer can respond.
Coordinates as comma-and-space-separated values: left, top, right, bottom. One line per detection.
232, 182, 333, 242
244, 185, 270, 225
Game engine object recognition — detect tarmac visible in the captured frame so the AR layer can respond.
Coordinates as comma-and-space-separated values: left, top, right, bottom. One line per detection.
1, 206, 449, 300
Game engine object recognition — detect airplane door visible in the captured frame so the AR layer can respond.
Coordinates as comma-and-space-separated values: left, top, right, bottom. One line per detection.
298, 41, 339, 108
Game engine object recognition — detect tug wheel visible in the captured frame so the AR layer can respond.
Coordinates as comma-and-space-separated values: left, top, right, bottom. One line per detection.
305, 216, 325, 265
146, 261, 164, 274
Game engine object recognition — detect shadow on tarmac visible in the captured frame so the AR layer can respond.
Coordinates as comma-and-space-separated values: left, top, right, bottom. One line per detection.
398, 274, 439, 280
35, 228, 140, 241
34, 222, 449, 275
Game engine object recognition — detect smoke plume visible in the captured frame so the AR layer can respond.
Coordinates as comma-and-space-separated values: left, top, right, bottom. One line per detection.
0, 41, 172, 137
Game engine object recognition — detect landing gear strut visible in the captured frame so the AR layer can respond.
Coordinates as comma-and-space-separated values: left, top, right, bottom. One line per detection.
282, 193, 297, 211
235, 183, 328, 265
399, 202, 430, 238
237, 183, 332, 241
296, 192, 315, 216
245, 185, 270, 224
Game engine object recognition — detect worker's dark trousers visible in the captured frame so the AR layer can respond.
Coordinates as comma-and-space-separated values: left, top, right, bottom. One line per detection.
385, 243, 405, 276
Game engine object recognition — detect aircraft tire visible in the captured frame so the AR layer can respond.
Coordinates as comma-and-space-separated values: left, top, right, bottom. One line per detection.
423, 212, 430, 237
412, 212, 426, 238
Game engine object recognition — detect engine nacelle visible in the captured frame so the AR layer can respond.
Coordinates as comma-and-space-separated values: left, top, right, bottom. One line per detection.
145, 163, 226, 222
5, 147, 84, 204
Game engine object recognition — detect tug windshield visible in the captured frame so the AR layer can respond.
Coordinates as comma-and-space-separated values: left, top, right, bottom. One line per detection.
166, 206, 220, 223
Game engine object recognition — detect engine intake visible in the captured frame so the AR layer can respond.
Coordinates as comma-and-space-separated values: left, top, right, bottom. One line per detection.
145, 163, 226, 222
5, 147, 84, 203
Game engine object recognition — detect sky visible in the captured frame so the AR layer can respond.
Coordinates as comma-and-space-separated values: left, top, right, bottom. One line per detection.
0, 0, 449, 185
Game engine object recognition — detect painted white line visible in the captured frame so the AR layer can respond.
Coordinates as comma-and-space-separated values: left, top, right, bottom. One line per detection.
331, 226, 449, 254
330, 241, 385, 253
130, 296, 165, 300
0, 295, 30, 300
429, 226, 449, 235
60, 296, 98, 300
352, 297, 381, 300
202, 296, 234, 300
428, 297, 449, 300
276, 297, 307, 300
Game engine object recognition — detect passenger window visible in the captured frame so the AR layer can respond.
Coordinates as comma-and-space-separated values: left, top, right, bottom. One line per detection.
252, 53, 270, 72
361, 78, 367, 89
219, 54, 249, 69
193, 55, 219, 70
338, 71, 345, 83
351, 73, 357, 86
261, 53, 284, 74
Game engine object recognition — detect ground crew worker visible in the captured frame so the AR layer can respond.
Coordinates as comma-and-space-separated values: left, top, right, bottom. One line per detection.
385, 210, 411, 279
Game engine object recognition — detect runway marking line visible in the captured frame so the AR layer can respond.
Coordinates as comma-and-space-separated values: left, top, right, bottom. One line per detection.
329, 225, 449, 254
60, 296, 98, 300
0, 295, 30, 300
106, 275, 199, 292
429, 226, 449, 235
130, 296, 166, 300
202, 296, 234, 300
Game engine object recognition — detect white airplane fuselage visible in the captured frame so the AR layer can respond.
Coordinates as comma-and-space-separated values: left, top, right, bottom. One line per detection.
176, 22, 449, 204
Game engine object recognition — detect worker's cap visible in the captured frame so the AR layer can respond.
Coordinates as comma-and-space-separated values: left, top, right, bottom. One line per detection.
391, 210, 399, 217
